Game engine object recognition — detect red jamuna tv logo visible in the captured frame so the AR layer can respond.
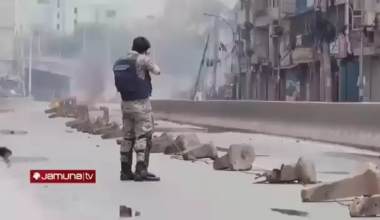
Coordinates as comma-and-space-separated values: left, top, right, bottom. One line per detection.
30, 170, 96, 183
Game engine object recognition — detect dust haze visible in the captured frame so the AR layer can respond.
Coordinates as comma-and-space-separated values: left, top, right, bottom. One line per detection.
26, 0, 229, 103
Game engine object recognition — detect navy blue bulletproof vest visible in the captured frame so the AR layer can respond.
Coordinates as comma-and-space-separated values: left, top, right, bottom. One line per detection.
113, 55, 151, 101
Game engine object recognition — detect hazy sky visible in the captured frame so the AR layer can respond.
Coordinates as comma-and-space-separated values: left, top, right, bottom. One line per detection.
81, 0, 238, 19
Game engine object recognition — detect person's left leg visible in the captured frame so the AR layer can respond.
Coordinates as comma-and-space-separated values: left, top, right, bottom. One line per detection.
133, 111, 160, 182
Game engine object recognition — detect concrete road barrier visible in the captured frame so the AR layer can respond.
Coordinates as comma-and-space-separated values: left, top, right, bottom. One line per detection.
151, 100, 380, 151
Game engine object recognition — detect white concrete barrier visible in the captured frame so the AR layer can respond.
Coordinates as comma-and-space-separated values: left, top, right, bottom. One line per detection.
151, 100, 380, 151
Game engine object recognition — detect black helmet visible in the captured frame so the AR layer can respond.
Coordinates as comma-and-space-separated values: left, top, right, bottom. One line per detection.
132, 36, 151, 54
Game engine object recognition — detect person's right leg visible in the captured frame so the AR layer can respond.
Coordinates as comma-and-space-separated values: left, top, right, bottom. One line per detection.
133, 111, 160, 182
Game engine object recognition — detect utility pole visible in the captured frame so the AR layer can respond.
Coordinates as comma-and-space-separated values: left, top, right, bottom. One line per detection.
237, 25, 243, 100
276, 0, 282, 101
28, 33, 33, 97
244, 0, 253, 100
83, 26, 86, 57
359, 0, 365, 102
320, 0, 332, 102
211, 17, 220, 99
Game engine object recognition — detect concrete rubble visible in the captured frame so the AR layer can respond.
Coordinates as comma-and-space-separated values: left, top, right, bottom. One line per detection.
301, 162, 380, 202
349, 195, 380, 217
164, 133, 201, 155
46, 97, 77, 118
150, 132, 175, 153
213, 144, 255, 171
254, 157, 317, 184
182, 142, 219, 161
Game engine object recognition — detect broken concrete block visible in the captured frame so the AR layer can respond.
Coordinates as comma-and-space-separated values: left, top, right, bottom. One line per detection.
66, 119, 86, 127
99, 106, 110, 125
349, 195, 380, 217
101, 128, 122, 139
48, 113, 61, 118
76, 117, 97, 133
75, 105, 90, 120
44, 107, 58, 114
164, 133, 201, 155
301, 165, 380, 202
359, 162, 379, 174
94, 123, 119, 135
280, 164, 298, 182
151, 132, 175, 153
183, 142, 219, 161
213, 144, 255, 171
295, 157, 317, 184
87, 117, 107, 134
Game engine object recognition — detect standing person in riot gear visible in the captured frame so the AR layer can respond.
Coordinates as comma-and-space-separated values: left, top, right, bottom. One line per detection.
113, 36, 161, 182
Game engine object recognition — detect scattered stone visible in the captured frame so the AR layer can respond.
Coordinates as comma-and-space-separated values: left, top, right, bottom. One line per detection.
151, 132, 175, 153
213, 144, 255, 171
119, 206, 141, 218
164, 133, 201, 155
271, 208, 309, 217
0, 147, 12, 165
0, 130, 28, 135
349, 195, 380, 217
301, 163, 380, 202
96, 145, 100, 148
120, 206, 132, 218
183, 142, 219, 161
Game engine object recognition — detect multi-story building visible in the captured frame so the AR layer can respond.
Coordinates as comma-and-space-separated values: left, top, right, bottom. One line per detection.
0, 0, 21, 78
232, 0, 380, 102
233, 0, 297, 101
15, 0, 120, 36
347, 0, 380, 102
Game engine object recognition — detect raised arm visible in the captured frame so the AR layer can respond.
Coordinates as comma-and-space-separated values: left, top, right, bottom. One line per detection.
141, 54, 161, 75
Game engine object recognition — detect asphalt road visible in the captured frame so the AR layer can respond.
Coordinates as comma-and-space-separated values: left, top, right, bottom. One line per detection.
0, 102, 379, 220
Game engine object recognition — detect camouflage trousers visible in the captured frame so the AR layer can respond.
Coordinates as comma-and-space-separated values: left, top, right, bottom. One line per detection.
120, 98, 153, 165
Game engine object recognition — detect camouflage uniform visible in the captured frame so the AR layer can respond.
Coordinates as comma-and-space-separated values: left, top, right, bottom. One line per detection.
119, 51, 160, 181
120, 98, 153, 164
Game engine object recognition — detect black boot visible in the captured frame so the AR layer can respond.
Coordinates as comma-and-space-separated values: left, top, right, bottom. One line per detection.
120, 162, 135, 181
134, 162, 160, 182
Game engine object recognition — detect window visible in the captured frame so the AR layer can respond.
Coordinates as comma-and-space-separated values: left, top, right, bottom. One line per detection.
57, 0, 60, 8
74, 7, 78, 14
106, 10, 116, 18
271, 0, 279, 8
57, 24, 60, 30
74, 19, 78, 26
57, 13, 60, 19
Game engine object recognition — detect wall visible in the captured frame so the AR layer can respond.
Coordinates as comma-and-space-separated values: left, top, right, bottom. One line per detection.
152, 100, 380, 150
362, 56, 380, 102
370, 57, 380, 101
